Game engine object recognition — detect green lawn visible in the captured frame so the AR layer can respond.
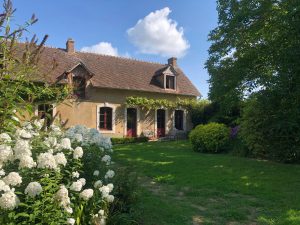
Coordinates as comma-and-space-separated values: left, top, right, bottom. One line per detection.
113, 141, 300, 225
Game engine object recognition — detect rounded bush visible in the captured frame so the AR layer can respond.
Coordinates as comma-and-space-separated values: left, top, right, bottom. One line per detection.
189, 122, 230, 153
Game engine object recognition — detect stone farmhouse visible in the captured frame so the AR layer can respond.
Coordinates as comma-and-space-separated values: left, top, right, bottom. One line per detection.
26, 39, 200, 138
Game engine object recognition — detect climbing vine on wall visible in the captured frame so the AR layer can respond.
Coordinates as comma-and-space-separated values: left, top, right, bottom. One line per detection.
126, 96, 204, 110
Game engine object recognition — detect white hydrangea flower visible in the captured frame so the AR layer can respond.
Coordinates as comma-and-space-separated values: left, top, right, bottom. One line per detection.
79, 189, 94, 201
11, 116, 19, 122
23, 122, 33, 130
65, 206, 73, 214
94, 180, 102, 188
101, 155, 111, 162
0, 169, 5, 177
0, 180, 10, 192
105, 194, 114, 203
19, 155, 36, 169
107, 183, 114, 192
54, 152, 67, 167
67, 218, 75, 225
93, 170, 99, 176
104, 170, 115, 179
55, 185, 71, 213
0, 190, 20, 210
0, 145, 13, 164
74, 134, 83, 142
99, 209, 105, 216
78, 178, 86, 186
101, 155, 111, 165
44, 137, 57, 148
17, 129, 32, 139
60, 138, 72, 150
3, 172, 22, 186
14, 139, 32, 159
25, 182, 43, 198
50, 125, 62, 136
37, 153, 57, 170
72, 171, 80, 178
70, 181, 83, 192
0, 133, 11, 143
73, 147, 83, 159
99, 185, 111, 198
33, 119, 44, 130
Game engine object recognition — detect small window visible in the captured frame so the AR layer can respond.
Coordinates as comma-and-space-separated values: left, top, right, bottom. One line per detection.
166, 75, 175, 89
99, 107, 112, 130
73, 77, 86, 98
175, 110, 184, 130
38, 104, 53, 127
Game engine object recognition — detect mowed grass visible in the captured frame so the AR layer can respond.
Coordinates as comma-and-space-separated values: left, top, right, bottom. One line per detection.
113, 141, 300, 225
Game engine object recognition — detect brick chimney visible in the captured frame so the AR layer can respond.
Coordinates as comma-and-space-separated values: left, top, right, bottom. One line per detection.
66, 38, 75, 53
168, 57, 177, 67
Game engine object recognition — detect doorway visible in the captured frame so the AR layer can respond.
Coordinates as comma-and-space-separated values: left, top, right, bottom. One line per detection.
127, 108, 137, 137
157, 109, 166, 137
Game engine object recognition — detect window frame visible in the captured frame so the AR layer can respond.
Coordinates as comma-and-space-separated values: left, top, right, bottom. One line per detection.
99, 107, 113, 131
96, 103, 116, 134
165, 75, 176, 90
174, 109, 185, 131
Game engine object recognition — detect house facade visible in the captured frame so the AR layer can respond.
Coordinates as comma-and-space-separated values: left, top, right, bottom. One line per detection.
30, 39, 200, 138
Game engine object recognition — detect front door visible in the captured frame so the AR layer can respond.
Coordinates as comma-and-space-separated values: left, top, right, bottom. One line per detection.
157, 109, 165, 137
127, 108, 137, 137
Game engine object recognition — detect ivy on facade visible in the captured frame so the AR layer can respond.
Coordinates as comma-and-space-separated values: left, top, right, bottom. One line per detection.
126, 96, 201, 110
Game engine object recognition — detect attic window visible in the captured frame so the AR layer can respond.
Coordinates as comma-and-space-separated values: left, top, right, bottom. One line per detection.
73, 76, 86, 98
166, 75, 175, 89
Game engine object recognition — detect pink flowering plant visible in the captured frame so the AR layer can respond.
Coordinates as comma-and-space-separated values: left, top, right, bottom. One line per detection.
0, 121, 115, 225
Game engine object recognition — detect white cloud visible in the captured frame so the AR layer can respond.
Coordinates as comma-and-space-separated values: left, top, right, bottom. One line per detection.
80, 42, 119, 56
127, 7, 190, 58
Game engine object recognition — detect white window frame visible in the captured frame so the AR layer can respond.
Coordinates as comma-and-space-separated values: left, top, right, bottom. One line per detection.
35, 103, 56, 117
96, 103, 116, 134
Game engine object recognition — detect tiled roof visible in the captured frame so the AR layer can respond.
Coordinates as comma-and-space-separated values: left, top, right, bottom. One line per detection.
15, 43, 201, 96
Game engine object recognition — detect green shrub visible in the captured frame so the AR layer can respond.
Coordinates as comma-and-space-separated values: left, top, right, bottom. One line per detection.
111, 137, 148, 145
240, 92, 300, 163
107, 167, 138, 225
189, 122, 230, 153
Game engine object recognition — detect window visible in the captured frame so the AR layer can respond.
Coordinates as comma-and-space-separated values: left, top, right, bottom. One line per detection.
99, 107, 112, 130
175, 110, 184, 130
73, 77, 86, 98
37, 104, 53, 127
166, 75, 175, 89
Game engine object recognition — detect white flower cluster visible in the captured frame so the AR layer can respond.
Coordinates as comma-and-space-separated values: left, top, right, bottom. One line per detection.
56, 185, 72, 214
25, 182, 43, 198
65, 125, 112, 150
101, 155, 111, 165
0, 121, 115, 225
104, 170, 115, 179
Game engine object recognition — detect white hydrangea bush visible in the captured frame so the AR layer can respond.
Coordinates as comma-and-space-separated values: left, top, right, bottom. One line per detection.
0, 121, 115, 224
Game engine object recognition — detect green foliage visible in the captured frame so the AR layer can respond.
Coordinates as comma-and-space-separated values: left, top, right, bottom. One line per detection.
206, 0, 300, 163
111, 137, 148, 145
189, 122, 230, 153
206, 0, 300, 111
107, 167, 138, 225
126, 96, 199, 110
0, 0, 70, 132
240, 92, 300, 163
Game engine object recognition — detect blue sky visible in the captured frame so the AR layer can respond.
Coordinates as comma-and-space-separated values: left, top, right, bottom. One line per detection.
13, 0, 218, 98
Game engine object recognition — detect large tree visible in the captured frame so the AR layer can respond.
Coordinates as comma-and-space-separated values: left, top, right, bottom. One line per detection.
206, 0, 300, 110
206, 0, 300, 162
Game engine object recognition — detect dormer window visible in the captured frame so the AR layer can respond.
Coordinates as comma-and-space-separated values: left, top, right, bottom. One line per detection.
166, 75, 175, 89
73, 76, 86, 98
